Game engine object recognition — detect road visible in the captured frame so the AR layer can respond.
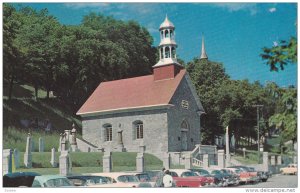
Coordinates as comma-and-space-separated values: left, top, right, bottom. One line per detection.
240, 174, 298, 188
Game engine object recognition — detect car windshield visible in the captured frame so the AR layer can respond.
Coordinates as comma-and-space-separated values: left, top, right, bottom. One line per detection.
211, 170, 222, 175
136, 174, 150, 182
44, 178, 72, 187
86, 176, 111, 185
182, 172, 198, 177
117, 175, 139, 183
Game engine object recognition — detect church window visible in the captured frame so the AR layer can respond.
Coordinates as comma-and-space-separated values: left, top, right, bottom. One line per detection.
170, 30, 173, 39
165, 30, 169, 38
181, 100, 189, 109
161, 31, 164, 39
165, 47, 170, 58
133, 121, 143, 139
104, 124, 112, 141
160, 48, 164, 59
181, 120, 189, 131
171, 47, 176, 58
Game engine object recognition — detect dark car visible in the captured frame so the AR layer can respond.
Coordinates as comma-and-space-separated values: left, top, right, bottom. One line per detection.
67, 175, 113, 186
248, 167, 269, 182
3, 172, 41, 187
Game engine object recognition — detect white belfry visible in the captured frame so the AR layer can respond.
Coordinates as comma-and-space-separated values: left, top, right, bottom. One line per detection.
153, 15, 181, 68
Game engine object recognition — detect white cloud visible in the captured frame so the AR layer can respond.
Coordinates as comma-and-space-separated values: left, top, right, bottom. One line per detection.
214, 3, 258, 15
269, 7, 276, 13
64, 3, 110, 9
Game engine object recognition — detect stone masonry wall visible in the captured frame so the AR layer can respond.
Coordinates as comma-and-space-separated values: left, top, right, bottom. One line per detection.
82, 108, 168, 158
167, 75, 201, 152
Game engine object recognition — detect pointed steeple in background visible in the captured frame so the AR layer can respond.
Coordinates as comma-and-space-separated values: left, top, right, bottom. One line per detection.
200, 35, 208, 59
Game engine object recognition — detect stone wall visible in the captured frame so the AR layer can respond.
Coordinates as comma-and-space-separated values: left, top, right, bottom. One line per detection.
167, 75, 201, 152
82, 108, 168, 158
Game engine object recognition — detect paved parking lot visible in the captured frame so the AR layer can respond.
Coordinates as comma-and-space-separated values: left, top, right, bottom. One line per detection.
240, 174, 298, 188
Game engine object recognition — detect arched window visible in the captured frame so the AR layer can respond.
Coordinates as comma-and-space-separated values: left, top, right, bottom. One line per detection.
161, 31, 164, 39
103, 124, 112, 142
170, 30, 173, 39
165, 47, 170, 58
133, 121, 143, 139
165, 30, 169, 38
181, 120, 189, 131
171, 47, 176, 58
160, 47, 164, 59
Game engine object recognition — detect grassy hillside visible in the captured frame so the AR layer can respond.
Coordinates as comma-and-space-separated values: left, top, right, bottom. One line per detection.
3, 83, 82, 151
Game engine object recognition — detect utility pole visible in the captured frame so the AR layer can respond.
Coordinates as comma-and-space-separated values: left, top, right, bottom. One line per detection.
253, 105, 263, 163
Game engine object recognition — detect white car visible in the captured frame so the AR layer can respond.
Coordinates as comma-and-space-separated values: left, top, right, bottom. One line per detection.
84, 172, 152, 187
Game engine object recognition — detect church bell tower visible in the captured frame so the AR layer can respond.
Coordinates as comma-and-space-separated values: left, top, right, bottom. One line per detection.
153, 15, 183, 81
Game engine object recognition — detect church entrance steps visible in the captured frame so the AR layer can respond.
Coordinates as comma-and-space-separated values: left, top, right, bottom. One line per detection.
192, 157, 203, 167
76, 138, 101, 152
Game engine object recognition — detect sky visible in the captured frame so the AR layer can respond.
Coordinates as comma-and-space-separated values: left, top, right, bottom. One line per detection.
8, 2, 298, 87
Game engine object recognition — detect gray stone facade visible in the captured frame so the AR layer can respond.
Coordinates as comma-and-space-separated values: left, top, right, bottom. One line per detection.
81, 74, 203, 160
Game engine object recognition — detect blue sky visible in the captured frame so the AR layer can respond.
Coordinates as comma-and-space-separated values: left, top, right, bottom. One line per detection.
12, 2, 297, 87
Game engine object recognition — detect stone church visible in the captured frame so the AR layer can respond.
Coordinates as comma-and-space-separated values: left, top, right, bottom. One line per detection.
77, 16, 205, 159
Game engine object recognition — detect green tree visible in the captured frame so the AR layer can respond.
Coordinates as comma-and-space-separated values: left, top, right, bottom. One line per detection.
261, 37, 297, 71
15, 7, 62, 99
269, 88, 297, 145
3, 4, 25, 99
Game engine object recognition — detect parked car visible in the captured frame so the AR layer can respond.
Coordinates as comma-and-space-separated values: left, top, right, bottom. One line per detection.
169, 169, 207, 187
67, 175, 114, 186
125, 172, 156, 187
3, 172, 41, 187
206, 168, 235, 187
227, 166, 259, 184
32, 175, 74, 187
143, 170, 161, 182
220, 168, 240, 186
248, 167, 269, 182
86, 172, 152, 187
189, 168, 221, 186
280, 164, 297, 175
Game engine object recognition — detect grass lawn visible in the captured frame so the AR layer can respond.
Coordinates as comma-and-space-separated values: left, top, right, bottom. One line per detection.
14, 151, 163, 175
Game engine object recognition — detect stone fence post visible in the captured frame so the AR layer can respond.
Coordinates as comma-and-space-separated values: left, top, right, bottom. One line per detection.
163, 153, 171, 170
3, 149, 13, 175
136, 152, 144, 172
262, 152, 269, 172
184, 154, 192, 169
13, 149, 20, 169
217, 150, 225, 168
103, 151, 112, 172
59, 151, 71, 176
203, 154, 209, 168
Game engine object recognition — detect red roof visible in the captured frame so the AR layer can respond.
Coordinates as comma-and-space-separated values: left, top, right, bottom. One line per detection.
77, 69, 186, 115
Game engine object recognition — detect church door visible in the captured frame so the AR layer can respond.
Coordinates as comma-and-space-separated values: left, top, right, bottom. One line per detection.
181, 131, 188, 151
180, 120, 189, 151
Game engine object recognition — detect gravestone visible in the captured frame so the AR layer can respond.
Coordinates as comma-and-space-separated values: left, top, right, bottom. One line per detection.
13, 149, 20, 169
50, 148, 57, 167
39, 137, 44, 152
59, 151, 71, 176
31, 140, 35, 152
136, 152, 144, 172
24, 133, 32, 168
103, 151, 112, 172
3, 149, 13, 175
58, 133, 62, 152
